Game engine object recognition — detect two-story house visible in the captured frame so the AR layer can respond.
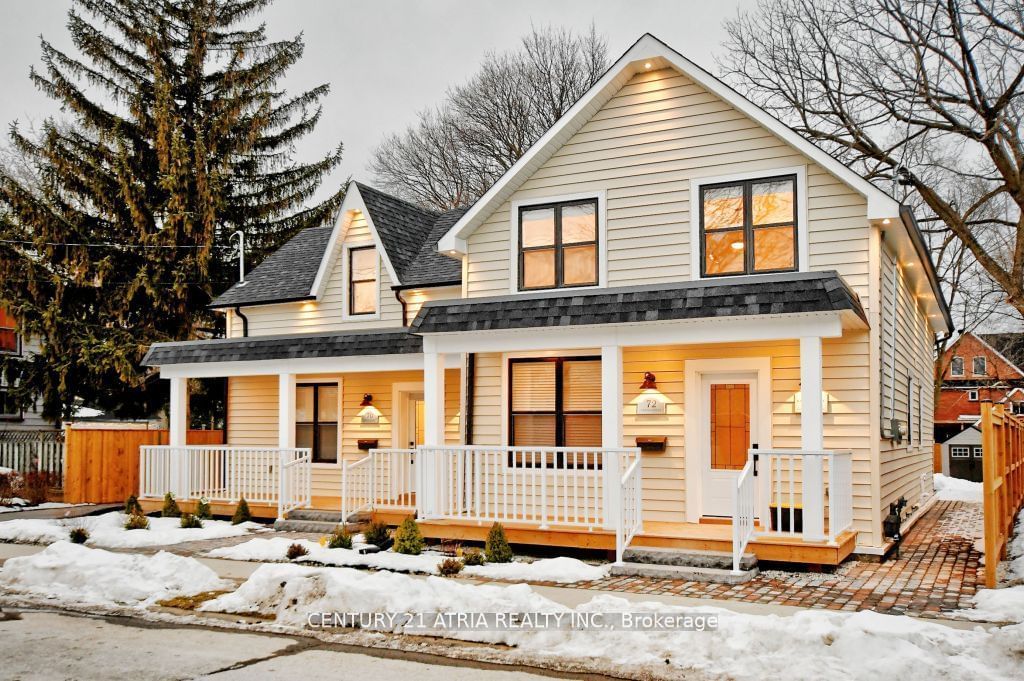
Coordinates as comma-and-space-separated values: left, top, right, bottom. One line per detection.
142, 34, 950, 571
0, 306, 51, 431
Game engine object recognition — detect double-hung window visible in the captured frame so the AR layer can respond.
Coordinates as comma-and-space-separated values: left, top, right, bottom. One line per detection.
949, 356, 965, 377
296, 383, 339, 463
348, 246, 377, 315
0, 387, 20, 420
700, 175, 797, 277
508, 357, 602, 467
518, 199, 598, 290
972, 356, 987, 376
0, 308, 18, 354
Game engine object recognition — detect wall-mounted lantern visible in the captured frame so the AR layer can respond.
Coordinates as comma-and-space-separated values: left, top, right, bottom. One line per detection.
639, 371, 658, 390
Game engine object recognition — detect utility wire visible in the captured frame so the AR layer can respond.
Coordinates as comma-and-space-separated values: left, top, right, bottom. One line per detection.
0, 238, 233, 249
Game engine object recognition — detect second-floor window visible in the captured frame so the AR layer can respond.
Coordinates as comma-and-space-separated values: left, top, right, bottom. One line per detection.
972, 356, 987, 376
348, 246, 377, 315
700, 175, 797, 277
518, 199, 598, 291
0, 308, 18, 354
950, 356, 965, 377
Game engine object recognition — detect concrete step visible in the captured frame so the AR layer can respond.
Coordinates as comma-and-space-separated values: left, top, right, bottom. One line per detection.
610, 562, 759, 584
285, 509, 346, 523
272, 519, 342, 534
622, 546, 757, 571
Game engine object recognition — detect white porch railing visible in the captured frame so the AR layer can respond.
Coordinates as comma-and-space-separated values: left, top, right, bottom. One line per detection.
340, 449, 417, 521
616, 451, 643, 564
731, 457, 756, 573
750, 449, 855, 543
139, 445, 312, 518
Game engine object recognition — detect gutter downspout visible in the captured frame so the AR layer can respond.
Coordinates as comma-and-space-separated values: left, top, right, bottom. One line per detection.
233, 306, 249, 338
395, 289, 409, 327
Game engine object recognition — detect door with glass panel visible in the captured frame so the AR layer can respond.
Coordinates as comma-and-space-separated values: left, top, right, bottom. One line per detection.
296, 383, 339, 463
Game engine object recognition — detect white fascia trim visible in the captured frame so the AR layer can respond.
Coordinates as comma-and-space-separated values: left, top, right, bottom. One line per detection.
422, 312, 843, 355
508, 190, 607, 294
157, 353, 462, 379
310, 182, 402, 300
438, 33, 900, 254
341, 239, 382, 322
688, 165, 808, 280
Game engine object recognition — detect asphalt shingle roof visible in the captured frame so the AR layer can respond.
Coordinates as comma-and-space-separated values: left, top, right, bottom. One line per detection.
142, 330, 422, 366
209, 185, 464, 308
210, 225, 332, 309
410, 271, 866, 334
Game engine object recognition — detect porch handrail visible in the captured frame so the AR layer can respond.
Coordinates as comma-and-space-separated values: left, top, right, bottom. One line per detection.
749, 448, 854, 546
340, 449, 418, 521
732, 458, 756, 573
341, 454, 372, 522
139, 445, 311, 511
615, 454, 643, 564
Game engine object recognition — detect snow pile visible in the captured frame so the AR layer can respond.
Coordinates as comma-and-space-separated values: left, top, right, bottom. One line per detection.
960, 508, 1024, 623
202, 563, 1024, 680
0, 541, 229, 606
0, 511, 261, 547
207, 537, 609, 583
1007, 507, 1024, 583
933, 473, 983, 502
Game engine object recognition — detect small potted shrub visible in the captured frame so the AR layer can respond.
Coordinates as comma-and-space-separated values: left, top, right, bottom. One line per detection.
393, 516, 424, 555
328, 528, 353, 550
463, 547, 485, 566
363, 521, 392, 549
232, 497, 252, 525
161, 492, 181, 518
195, 497, 212, 519
124, 511, 150, 531
124, 495, 143, 516
485, 522, 513, 563
69, 527, 90, 544
180, 513, 203, 529
286, 542, 309, 560
438, 558, 464, 577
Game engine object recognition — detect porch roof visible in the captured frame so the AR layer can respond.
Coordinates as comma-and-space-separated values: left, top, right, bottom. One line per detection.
142, 329, 422, 366
410, 271, 867, 334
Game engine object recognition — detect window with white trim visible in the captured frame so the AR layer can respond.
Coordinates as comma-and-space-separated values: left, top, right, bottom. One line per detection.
950, 446, 970, 458
347, 246, 377, 315
0, 387, 21, 420
518, 199, 598, 291
968, 390, 979, 402
0, 308, 18, 355
700, 175, 797, 277
949, 356, 964, 377
972, 446, 983, 458
972, 356, 987, 376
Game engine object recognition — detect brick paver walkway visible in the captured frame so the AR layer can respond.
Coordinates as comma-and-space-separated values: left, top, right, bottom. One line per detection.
556, 500, 983, 620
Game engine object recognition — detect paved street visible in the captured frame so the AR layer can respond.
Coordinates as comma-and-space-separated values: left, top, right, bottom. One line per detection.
0, 610, 563, 681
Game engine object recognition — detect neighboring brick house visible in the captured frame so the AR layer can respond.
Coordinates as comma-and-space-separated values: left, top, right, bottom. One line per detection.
936, 331, 1024, 443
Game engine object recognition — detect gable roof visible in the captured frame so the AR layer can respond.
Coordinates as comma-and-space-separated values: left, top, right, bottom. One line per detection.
980, 332, 1024, 375
210, 182, 462, 309
435, 33, 950, 333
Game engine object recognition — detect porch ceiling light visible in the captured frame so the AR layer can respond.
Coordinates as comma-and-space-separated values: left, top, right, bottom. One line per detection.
640, 371, 658, 390
360, 393, 373, 407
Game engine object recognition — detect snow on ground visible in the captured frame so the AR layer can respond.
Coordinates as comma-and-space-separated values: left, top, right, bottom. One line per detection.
0, 541, 229, 606
0, 511, 262, 547
933, 473, 983, 502
959, 508, 1024, 623
206, 537, 609, 583
0, 501, 86, 514
200, 562, 1024, 681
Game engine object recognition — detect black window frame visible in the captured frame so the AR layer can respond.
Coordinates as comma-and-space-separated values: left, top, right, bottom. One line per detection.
699, 174, 799, 278
517, 198, 599, 292
507, 356, 602, 469
296, 382, 339, 464
347, 245, 378, 316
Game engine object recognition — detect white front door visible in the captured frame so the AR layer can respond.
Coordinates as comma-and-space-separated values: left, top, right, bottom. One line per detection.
700, 372, 758, 517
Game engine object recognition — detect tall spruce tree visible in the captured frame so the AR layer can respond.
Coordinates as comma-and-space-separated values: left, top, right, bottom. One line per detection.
0, 0, 343, 421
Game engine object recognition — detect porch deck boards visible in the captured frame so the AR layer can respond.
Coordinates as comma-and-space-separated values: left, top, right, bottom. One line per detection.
371, 510, 858, 565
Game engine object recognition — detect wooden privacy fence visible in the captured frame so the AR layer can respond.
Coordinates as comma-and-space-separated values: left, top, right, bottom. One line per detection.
63, 428, 223, 504
981, 402, 1024, 588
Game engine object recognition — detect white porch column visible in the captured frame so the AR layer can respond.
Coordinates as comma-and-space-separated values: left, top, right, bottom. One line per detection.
420, 351, 446, 519
168, 376, 188, 498
602, 344, 624, 530
278, 373, 296, 449
800, 336, 826, 542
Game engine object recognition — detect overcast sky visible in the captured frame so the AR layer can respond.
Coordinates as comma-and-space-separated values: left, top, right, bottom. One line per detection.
0, 0, 752, 192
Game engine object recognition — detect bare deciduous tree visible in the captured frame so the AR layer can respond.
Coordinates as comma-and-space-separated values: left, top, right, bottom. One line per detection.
371, 25, 608, 210
719, 0, 1024, 318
